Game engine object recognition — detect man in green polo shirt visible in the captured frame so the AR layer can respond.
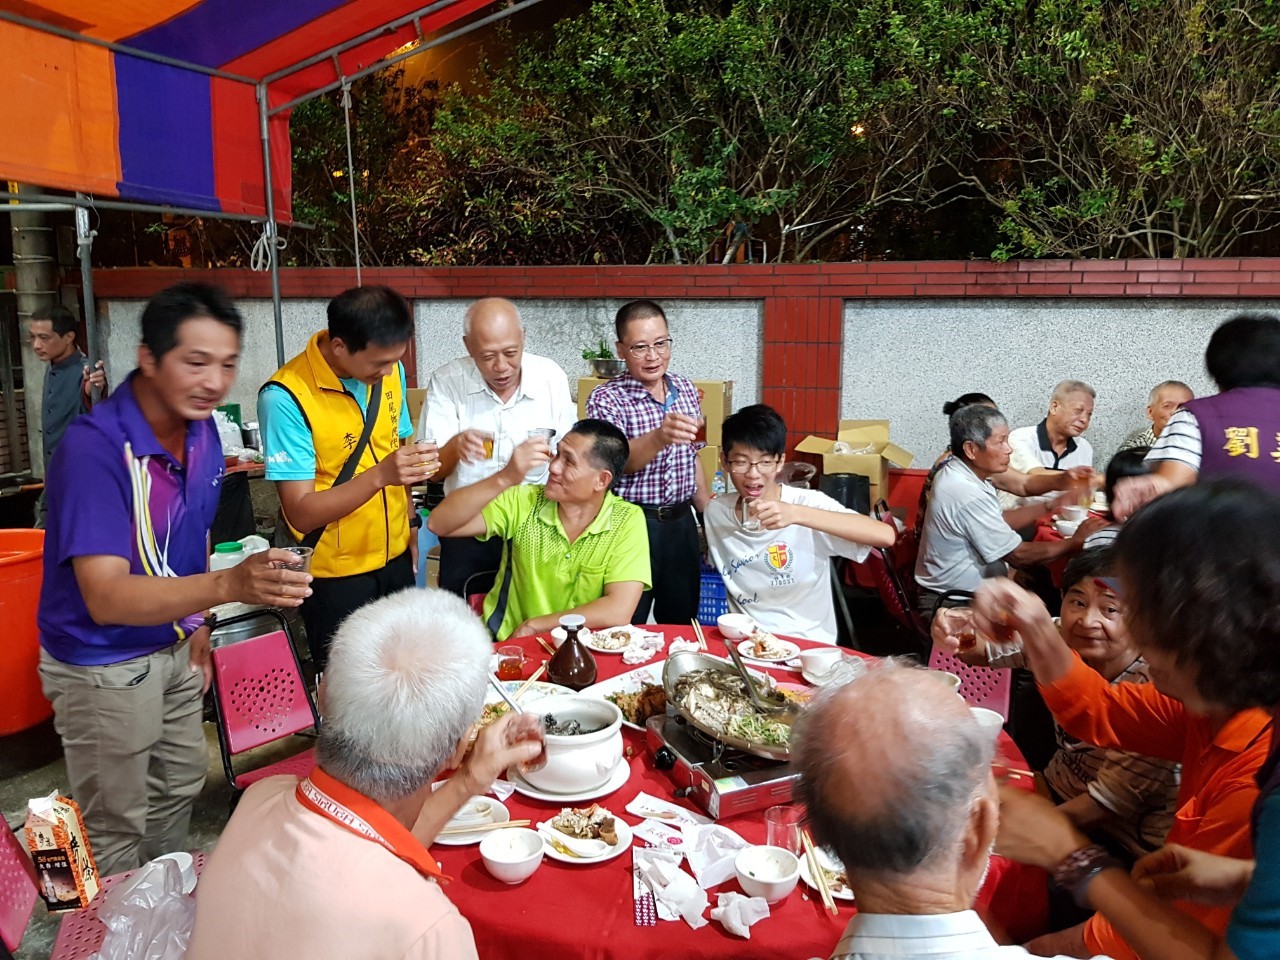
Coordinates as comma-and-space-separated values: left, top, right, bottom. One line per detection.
428, 418, 650, 640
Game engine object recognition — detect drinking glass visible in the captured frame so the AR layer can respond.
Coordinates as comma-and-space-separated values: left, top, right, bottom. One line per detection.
276, 546, 313, 573
480, 432, 496, 460
497, 645, 525, 681
739, 497, 762, 532
414, 430, 439, 475
527, 427, 555, 443
765, 805, 804, 856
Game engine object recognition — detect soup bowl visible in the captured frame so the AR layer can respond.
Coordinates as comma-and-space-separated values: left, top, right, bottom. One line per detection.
520, 695, 624, 794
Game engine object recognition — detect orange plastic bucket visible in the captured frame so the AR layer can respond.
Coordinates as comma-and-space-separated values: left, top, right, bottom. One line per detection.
0, 529, 52, 735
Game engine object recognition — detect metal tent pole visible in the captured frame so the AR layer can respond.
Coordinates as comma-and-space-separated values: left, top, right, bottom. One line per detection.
258, 83, 285, 368
74, 195, 101, 402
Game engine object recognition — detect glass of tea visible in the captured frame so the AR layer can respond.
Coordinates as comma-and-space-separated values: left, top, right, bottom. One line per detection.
496, 645, 525, 681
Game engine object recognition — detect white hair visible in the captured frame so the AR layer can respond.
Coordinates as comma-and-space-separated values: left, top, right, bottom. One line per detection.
1051, 379, 1096, 403
316, 588, 493, 804
1149, 380, 1192, 403
462, 298, 524, 337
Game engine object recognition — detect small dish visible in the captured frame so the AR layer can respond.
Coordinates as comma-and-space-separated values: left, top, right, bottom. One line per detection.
737, 638, 801, 663
435, 801, 511, 846
797, 846, 853, 901
537, 816, 634, 865
969, 706, 1005, 741
734, 845, 800, 903
717, 613, 755, 639
480, 828, 544, 884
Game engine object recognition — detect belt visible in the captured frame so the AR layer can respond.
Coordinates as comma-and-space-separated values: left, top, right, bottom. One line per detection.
637, 501, 693, 522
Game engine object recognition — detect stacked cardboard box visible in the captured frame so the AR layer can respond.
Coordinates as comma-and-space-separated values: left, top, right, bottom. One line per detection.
795, 420, 915, 503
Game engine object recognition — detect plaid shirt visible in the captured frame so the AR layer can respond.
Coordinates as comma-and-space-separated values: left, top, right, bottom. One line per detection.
586, 371, 703, 506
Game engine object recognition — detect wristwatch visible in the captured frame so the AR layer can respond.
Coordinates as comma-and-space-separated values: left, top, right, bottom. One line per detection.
1052, 844, 1123, 908
199, 612, 218, 632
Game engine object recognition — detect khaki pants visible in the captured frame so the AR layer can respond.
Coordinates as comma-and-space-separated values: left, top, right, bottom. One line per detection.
39, 641, 208, 876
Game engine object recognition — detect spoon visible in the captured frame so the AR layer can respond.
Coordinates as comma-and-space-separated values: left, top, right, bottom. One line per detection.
538, 824, 609, 858
724, 642, 799, 720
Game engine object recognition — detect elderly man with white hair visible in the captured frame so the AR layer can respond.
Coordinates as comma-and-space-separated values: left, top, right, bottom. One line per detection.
1009, 379, 1097, 477
187, 589, 543, 960
795, 664, 1115, 960
423, 297, 576, 598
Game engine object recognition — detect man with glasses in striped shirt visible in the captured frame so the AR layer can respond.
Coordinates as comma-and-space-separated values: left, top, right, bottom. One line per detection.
586, 300, 711, 624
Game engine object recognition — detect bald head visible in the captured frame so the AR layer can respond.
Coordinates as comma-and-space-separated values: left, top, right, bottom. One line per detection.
794, 663, 994, 879
463, 298, 525, 398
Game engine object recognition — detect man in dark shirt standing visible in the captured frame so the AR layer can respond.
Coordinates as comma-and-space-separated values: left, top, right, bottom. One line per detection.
29, 305, 107, 524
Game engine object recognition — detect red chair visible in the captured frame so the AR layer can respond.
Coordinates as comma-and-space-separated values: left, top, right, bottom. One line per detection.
929, 646, 1013, 720
861, 548, 932, 658
210, 610, 319, 796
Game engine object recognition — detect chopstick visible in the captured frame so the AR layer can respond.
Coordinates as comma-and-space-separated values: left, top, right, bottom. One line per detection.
487, 674, 524, 714
438, 818, 532, 837
536, 636, 556, 656
801, 830, 838, 915
689, 618, 708, 651
513, 664, 547, 701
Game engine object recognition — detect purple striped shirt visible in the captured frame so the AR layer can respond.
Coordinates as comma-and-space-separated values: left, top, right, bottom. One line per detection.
586, 371, 703, 506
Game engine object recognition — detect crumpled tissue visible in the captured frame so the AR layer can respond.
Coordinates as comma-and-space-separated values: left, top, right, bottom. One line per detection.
680, 823, 749, 889
634, 848, 709, 929
622, 631, 665, 664
666, 638, 702, 656
710, 892, 770, 939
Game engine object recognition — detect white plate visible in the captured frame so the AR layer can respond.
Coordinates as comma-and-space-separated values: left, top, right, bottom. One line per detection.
506, 756, 631, 803
538, 816, 634, 865
433, 799, 511, 846
578, 664, 666, 731
580, 625, 645, 655
483, 680, 574, 706
737, 638, 802, 663
798, 846, 854, 901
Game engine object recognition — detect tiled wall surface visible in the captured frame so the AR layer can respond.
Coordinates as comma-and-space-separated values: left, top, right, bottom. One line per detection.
93, 259, 1280, 452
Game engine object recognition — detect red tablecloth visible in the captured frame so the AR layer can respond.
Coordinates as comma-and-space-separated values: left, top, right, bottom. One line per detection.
1033, 511, 1110, 587
434, 626, 1048, 959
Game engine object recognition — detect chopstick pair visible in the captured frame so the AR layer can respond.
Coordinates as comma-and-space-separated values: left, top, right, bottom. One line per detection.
438, 818, 531, 837
536, 636, 557, 656
689, 619, 709, 651
801, 830, 838, 915
487, 664, 547, 713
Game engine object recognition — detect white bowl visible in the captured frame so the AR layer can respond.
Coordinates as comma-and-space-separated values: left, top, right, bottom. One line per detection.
735, 845, 800, 903
798, 647, 844, 676
1060, 505, 1087, 523
717, 613, 754, 639
970, 706, 1005, 741
1054, 519, 1081, 537
550, 626, 594, 649
480, 828, 544, 884
519, 695, 624, 795
928, 669, 962, 691
152, 851, 196, 895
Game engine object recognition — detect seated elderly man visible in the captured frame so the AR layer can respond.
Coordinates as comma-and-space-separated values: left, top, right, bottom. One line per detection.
795, 663, 1114, 960
1118, 380, 1193, 452
915, 404, 1100, 617
187, 589, 544, 959
428, 417, 650, 639
1004, 380, 1096, 509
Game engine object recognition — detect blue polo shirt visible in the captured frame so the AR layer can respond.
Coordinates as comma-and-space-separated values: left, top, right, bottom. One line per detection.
39, 372, 224, 666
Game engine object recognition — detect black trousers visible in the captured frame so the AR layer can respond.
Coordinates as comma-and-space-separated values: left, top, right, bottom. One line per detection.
300, 550, 415, 671
438, 536, 504, 599
631, 508, 700, 625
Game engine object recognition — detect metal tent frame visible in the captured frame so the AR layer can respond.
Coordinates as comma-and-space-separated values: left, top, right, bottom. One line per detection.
2, 0, 546, 367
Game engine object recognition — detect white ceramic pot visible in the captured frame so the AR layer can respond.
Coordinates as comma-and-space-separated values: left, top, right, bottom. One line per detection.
521, 695, 623, 794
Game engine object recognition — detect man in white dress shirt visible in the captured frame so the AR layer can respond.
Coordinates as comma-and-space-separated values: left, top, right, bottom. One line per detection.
1009, 380, 1096, 478
795, 664, 1115, 960
421, 298, 575, 597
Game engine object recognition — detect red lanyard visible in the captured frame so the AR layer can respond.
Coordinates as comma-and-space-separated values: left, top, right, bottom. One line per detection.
295, 768, 450, 884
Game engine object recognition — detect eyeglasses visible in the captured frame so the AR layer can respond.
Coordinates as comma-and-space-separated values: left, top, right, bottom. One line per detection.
622, 337, 674, 359
726, 457, 783, 475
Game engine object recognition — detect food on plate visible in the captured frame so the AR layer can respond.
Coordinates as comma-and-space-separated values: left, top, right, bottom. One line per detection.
671, 668, 791, 747
591, 628, 633, 651
742, 628, 789, 660
551, 804, 619, 845
777, 687, 813, 705
819, 862, 850, 897
543, 713, 604, 736
479, 702, 511, 726
606, 684, 667, 725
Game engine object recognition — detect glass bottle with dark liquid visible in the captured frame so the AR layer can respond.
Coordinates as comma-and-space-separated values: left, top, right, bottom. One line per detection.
546, 614, 597, 690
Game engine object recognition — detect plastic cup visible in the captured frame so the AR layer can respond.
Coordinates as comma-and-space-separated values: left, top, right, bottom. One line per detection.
276, 546, 313, 573
527, 428, 555, 443
497, 645, 525, 681
481, 433, 495, 459
764, 804, 804, 856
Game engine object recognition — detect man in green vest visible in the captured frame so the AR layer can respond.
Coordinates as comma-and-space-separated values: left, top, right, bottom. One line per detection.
259, 286, 438, 670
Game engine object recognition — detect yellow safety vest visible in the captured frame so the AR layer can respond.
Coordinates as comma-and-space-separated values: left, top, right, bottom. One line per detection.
266, 332, 409, 579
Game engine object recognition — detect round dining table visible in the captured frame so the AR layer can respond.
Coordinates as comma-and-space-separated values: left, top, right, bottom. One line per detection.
432, 624, 1049, 960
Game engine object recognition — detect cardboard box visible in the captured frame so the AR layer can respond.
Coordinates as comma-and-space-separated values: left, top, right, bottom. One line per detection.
576, 377, 734, 446
794, 420, 915, 502
25, 793, 99, 912
406, 388, 427, 427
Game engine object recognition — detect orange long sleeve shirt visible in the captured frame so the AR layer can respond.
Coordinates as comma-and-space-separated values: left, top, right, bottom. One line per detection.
1038, 655, 1273, 960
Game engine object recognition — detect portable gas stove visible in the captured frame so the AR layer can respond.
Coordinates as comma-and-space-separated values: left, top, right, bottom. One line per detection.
645, 715, 799, 820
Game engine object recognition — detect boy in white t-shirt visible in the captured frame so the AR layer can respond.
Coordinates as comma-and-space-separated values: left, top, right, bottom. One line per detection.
703, 405, 895, 644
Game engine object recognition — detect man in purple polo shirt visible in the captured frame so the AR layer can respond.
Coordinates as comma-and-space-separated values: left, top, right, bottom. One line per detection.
1114, 313, 1280, 518
586, 300, 711, 624
38, 284, 314, 875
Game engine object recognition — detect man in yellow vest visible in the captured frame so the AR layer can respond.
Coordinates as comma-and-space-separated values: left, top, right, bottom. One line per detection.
259, 286, 438, 670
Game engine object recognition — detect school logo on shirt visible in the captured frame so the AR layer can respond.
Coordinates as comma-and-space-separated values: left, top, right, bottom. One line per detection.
766, 542, 793, 573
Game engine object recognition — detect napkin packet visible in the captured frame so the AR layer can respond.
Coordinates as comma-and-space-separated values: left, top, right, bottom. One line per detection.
626, 791, 712, 826
711, 892, 770, 939
634, 848, 709, 929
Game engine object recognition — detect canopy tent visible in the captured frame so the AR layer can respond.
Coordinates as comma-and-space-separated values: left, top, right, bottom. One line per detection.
0, 0, 542, 364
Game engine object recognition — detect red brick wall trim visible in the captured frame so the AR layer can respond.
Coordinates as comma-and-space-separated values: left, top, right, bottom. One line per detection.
90, 259, 1280, 301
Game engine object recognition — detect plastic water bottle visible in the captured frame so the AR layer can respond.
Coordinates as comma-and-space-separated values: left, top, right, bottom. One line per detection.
711, 470, 727, 495
209, 541, 246, 571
